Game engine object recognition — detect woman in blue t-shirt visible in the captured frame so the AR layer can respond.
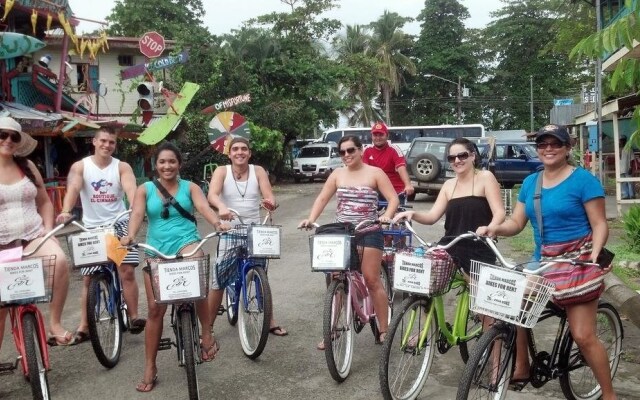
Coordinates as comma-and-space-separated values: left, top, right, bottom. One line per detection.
121, 142, 228, 393
478, 125, 615, 398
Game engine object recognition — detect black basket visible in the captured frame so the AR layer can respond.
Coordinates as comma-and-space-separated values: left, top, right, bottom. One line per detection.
0, 255, 56, 307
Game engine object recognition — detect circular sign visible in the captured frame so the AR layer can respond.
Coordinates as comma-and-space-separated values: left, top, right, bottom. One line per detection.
208, 112, 251, 154
139, 31, 165, 59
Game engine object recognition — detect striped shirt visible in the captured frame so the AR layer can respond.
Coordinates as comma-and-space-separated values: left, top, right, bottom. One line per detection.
336, 186, 378, 225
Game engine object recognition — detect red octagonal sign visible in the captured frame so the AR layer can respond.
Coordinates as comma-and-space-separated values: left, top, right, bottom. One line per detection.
139, 31, 165, 59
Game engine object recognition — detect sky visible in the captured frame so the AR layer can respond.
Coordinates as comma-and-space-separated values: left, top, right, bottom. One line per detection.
66, 0, 503, 35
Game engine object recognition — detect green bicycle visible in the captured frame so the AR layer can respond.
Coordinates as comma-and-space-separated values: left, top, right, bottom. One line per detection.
379, 225, 483, 400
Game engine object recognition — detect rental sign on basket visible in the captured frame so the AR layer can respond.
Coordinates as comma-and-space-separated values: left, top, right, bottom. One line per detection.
157, 260, 201, 302
393, 252, 432, 294
475, 264, 527, 318
0, 258, 45, 303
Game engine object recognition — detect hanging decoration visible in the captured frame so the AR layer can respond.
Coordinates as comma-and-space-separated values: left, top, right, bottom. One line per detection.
46, 13, 52, 31
31, 9, 37, 35
1, 0, 15, 21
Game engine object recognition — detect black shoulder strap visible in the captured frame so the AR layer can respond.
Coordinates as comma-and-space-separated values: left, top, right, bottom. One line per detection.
533, 171, 543, 242
153, 179, 197, 224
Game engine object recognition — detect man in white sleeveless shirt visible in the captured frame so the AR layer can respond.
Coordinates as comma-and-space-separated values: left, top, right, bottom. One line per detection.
207, 137, 288, 336
57, 127, 145, 343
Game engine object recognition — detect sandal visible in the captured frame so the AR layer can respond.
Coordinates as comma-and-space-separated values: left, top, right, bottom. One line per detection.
316, 339, 326, 351
508, 377, 530, 391
201, 338, 220, 362
129, 318, 146, 335
47, 330, 73, 346
269, 326, 288, 337
135, 375, 158, 393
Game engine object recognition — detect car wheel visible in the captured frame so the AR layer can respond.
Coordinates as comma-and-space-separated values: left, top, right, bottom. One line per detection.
411, 153, 441, 182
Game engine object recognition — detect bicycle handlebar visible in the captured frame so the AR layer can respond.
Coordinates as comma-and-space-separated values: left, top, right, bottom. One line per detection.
71, 209, 132, 233
22, 216, 77, 257
123, 230, 229, 260
227, 205, 274, 226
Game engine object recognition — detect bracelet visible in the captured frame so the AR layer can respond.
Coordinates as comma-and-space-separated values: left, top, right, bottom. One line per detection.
60, 210, 71, 215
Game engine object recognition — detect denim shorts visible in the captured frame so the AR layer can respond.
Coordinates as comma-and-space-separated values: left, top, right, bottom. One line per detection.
356, 230, 383, 251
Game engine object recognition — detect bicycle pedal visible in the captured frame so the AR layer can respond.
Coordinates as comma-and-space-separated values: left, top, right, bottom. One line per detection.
158, 337, 172, 351
217, 305, 226, 316
0, 362, 16, 375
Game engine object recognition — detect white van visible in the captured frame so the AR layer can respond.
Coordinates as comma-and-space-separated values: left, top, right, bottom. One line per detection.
292, 142, 343, 182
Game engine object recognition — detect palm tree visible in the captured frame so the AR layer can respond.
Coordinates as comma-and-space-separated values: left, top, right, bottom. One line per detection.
369, 11, 417, 124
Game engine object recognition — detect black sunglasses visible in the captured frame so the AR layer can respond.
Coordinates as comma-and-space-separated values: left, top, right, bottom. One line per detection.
0, 130, 21, 143
338, 147, 358, 156
161, 200, 170, 219
536, 141, 564, 150
447, 151, 470, 163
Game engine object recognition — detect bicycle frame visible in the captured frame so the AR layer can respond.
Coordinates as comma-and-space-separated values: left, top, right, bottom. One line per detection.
8, 305, 50, 375
347, 270, 375, 327
91, 263, 127, 327
226, 254, 268, 317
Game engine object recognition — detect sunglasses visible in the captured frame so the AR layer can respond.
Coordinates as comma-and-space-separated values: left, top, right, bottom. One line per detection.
161, 200, 170, 219
447, 151, 470, 163
0, 130, 21, 143
536, 141, 565, 150
338, 147, 358, 156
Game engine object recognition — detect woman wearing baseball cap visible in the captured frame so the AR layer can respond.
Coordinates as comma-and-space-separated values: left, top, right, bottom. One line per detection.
0, 117, 74, 350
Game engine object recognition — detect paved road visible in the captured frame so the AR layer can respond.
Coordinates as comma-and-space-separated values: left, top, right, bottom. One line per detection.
1, 182, 639, 399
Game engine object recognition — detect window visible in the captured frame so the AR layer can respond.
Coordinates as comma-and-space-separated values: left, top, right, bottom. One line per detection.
117, 55, 134, 66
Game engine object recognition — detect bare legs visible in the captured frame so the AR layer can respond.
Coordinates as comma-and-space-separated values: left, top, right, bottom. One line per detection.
361, 246, 388, 338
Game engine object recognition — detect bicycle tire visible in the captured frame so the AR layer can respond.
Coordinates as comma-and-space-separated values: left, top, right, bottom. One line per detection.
87, 273, 123, 368
379, 295, 436, 400
23, 313, 51, 400
323, 278, 355, 382
180, 310, 200, 400
238, 266, 272, 359
559, 302, 623, 400
371, 265, 393, 339
458, 294, 482, 363
225, 285, 238, 326
456, 324, 513, 400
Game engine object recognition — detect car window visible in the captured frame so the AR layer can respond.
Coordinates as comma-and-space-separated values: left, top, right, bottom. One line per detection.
409, 141, 448, 158
522, 144, 537, 158
298, 147, 329, 158
495, 145, 507, 159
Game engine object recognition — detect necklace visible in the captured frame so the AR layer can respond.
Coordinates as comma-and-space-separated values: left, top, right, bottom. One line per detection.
232, 167, 250, 199
232, 167, 248, 180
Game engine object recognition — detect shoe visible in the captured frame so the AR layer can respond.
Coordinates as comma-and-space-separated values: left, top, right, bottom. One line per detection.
47, 331, 73, 346
73, 331, 90, 345
200, 338, 220, 362
269, 326, 288, 337
508, 377, 530, 391
129, 318, 146, 335
135, 375, 158, 393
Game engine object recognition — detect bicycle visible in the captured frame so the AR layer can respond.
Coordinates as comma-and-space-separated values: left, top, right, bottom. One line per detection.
218, 205, 279, 359
456, 235, 623, 400
378, 195, 412, 287
124, 231, 221, 400
307, 219, 393, 382
66, 209, 133, 368
0, 219, 73, 399
379, 224, 484, 400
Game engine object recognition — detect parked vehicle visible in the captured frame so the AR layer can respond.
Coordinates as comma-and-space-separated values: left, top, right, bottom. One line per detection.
406, 137, 543, 199
292, 142, 343, 182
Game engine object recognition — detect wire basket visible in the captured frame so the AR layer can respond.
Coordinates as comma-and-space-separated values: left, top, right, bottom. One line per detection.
0, 255, 56, 307
309, 234, 361, 272
147, 255, 210, 304
215, 227, 246, 289
392, 248, 455, 296
469, 260, 555, 328
382, 226, 412, 286
247, 224, 281, 259
67, 229, 114, 268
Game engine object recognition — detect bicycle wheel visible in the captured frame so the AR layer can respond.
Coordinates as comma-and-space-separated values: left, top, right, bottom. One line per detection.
225, 285, 238, 326
87, 273, 123, 368
371, 265, 393, 338
179, 310, 200, 400
238, 266, 272, 359
22, 313, 50, 400
456, 324, 513, 400
379, 295, 436, 400
559, 302, 623, 400
458, 294, 483, 363
324, 278, 355, 382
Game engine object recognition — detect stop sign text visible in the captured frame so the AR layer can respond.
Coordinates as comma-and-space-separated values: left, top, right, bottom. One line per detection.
139, 31, 165, 59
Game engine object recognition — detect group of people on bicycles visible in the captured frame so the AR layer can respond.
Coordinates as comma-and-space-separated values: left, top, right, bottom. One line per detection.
0, 115, 617, 398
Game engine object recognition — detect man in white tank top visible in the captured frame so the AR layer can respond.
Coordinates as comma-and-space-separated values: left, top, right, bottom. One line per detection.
207, 137, 288, 337
57, 127, 145, 342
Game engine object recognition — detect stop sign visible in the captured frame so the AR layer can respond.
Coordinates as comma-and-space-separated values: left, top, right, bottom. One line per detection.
139, 31, 165, 58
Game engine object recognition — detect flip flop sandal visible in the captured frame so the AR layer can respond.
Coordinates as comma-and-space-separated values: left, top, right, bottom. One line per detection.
47, 331, 73, 346
73, 331, 90, 345
135, 375, 158, 393
269, 326, 288, 337
129, 318, 147, 335
201, 339, 220, 362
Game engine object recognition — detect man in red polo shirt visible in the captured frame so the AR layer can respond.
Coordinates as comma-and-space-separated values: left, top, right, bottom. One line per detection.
363, 121, 414, 200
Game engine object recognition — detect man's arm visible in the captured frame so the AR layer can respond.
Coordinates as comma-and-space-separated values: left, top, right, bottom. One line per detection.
57, 160, 83, 222
119, 161, 137, 207
396, 165, 414, 196
207, 166, 232, 220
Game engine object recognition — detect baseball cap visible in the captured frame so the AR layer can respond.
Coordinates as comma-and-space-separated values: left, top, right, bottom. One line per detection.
371, 121, 388, 135
0, 116, 37, 157
535, 124, 571, 145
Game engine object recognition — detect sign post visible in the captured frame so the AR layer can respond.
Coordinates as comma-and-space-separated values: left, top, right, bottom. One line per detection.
139, 31, 165, 59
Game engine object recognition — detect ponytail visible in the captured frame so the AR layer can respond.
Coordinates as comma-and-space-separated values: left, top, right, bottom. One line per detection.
14, 156, 39, 187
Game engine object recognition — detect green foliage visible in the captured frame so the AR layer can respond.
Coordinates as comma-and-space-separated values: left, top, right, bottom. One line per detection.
248, 122, 284, 172
622, 205, 640, 252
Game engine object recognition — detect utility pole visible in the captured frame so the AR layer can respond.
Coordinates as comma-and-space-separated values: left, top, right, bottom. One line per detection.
596, 0, 604, 184
457, 75, 462, 124
530, 76, 534, 133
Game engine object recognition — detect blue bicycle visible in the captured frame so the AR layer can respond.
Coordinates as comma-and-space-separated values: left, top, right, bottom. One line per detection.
68, 210, 132, 368
219, 206, 279, 359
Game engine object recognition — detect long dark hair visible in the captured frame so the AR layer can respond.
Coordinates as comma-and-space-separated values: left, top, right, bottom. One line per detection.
14, 156, 39, 187
449, 138, 481, 168
154, 141, 183, 166
338, 135, 362, 149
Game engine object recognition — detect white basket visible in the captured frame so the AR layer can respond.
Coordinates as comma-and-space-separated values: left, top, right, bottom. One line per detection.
309, 234, 355, 271
247, 225, 281, 259
0, 256, 56, 307
469, 260, 554, 328
68, 229, 114, 267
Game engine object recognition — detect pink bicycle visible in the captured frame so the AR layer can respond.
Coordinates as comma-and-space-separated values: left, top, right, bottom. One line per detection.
308, 220, 392, 382
0, 220, 72, 399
